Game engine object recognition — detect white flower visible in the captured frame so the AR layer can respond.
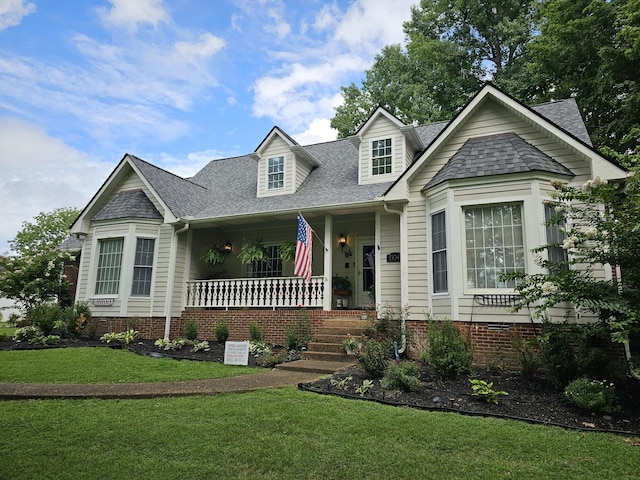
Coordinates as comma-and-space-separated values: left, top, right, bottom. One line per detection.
542, 282, 558, 293
585, 227, 597, 239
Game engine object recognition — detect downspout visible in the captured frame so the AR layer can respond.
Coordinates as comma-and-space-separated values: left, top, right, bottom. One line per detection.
383, 203, 407, 354
164, 222, 190, 339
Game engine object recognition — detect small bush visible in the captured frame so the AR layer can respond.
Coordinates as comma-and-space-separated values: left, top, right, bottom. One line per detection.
257, 349, 286, 368
284, 308, 314, 350
183, 318, 199, 341
249, 322, 263, 342
28, 303, 61, 335
564, 377, 616, 415
470, 379, 509, 404
99, 329, 139, 345
14, 325, 41, 341
511, 333, 541, 379
62, 302, 92, 337
215, 320, 230, 343
357, 338, 392, 377
192, 340, 210, 352
381, 361, 422, 392
422, 320, 472, 379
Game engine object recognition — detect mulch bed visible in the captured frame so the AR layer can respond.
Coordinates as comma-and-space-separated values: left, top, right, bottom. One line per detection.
2, 337, 639, 435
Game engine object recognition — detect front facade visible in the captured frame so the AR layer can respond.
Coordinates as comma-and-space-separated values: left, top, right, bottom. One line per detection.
69, 84, 627, 346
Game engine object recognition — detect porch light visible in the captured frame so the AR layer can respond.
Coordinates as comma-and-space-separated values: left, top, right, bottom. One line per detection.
224, 242, 233, 253
338, 233, 347, 249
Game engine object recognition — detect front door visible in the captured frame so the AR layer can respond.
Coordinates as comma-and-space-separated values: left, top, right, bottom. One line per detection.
357, 237, 375, 308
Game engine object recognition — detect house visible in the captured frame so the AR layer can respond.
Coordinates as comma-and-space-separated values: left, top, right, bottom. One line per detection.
69, 83, 627, 358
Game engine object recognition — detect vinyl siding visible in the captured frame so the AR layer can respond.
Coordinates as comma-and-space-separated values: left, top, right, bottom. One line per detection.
359, 116, 405, 185
257, 136, 294, 197
378, 213, 401, 308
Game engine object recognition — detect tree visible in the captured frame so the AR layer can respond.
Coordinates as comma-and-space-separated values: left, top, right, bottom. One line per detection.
331, 0, 537, 137
524, 0, 639, 157
0, 207, 80, 311
505, 173, 640, 344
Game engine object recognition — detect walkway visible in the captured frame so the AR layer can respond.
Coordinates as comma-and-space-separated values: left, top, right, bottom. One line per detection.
0, 359, 352, 400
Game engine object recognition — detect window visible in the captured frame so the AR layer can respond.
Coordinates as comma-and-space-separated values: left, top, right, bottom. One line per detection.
544, 204, 569, 267
247, 245, 282, 278
267, 156, 284, 189
431, 211, 448, 293
131, 238, 155, 297
95, 238, 124, 295
372, 138, 392, 175
464, 204, 525, 289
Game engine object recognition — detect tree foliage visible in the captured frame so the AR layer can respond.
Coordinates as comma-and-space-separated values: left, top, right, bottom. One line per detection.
331, 0, 639, 159
0, 207, 80, 311
505, 173, 640, 343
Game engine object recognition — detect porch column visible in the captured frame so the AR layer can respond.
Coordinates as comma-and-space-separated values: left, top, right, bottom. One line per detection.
323, 214, 333, 310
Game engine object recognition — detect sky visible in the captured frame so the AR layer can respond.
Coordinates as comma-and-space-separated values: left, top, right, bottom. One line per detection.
0, 0, 418, 254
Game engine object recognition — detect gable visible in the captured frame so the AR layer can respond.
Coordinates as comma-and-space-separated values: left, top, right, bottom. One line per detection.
92, 189, 163, 222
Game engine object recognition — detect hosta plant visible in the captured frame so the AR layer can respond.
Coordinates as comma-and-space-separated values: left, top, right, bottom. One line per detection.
470, 379, 509, 404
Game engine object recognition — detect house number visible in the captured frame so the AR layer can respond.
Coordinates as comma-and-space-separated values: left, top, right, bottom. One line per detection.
386, 252, 400, 262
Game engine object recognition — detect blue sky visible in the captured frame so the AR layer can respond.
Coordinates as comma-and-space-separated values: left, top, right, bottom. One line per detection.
0, 0, 417, 253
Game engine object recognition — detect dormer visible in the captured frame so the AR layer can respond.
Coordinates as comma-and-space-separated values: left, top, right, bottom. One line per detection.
251, 127, 320, 198
349, 106, 424, 185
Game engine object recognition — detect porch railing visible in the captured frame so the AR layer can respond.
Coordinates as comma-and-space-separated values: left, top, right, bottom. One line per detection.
185, 276, 325, 309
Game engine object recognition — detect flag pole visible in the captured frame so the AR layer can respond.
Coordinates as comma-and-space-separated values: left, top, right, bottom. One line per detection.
299, 212, 329, 251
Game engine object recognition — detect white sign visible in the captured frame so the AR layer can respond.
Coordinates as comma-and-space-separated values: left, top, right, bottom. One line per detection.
224, 341, 250, 366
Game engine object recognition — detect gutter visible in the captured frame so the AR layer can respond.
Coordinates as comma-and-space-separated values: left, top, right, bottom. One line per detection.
383, 202, 407, 354
164, 222, 190, 339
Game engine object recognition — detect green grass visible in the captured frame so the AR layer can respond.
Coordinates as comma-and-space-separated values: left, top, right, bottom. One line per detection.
0, 325, 16, 338
0, 347, 257, 383
0, 389, 638, 479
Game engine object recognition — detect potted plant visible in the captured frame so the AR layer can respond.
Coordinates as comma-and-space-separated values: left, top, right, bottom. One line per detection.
342, 334, 360, 355
280, 241, 296, 263
332, 275, 351, 294
238, 239, 269, 264
202, 246, 228, 267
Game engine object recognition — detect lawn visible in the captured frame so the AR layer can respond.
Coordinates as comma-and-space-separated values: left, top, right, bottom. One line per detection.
0, 347, 257, 383
1, 389, 638, 479
0, 325, 16, 338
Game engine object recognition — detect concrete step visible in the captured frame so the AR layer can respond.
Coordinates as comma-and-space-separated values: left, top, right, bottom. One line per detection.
321, 318, 370, 329
307, 341, 344, 354
313, 333, 359, 344
275, 358, 355, 374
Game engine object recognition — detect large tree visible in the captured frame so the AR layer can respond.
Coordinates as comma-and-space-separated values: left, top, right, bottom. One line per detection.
0, 207, 80, 310
331, 0, 538, 137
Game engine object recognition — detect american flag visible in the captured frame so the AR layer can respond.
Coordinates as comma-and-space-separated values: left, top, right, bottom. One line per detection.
294, 214, 312, 282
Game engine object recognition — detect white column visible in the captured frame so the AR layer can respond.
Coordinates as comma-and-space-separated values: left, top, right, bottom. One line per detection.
323, 214, 333, 311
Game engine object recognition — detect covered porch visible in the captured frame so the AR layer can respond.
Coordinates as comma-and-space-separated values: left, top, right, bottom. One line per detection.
181, 210, 379, 311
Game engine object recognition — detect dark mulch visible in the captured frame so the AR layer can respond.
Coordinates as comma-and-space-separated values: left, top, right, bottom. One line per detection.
3, 337, 639, 435
300, 364, 640, 436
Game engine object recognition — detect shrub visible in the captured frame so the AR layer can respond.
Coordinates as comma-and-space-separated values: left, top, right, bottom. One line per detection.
357, 338, 392, 377
284, 308, 314, 350
215, 320, 230, 343
28, 303, 61, 335
183, 318, 199, 341
249, 322, 263, 342
14, 325, 41, 341
381, 361, 422, 392
29, 334, 61, 346
511, 333, 541, 379
62, 302, 92, 337
564, 377, 616, 415
470, 379, 509, 404
99, 329, 139, 345
192, 340, 210, 352
257, 349, 286, 368
422, 320, 472, 379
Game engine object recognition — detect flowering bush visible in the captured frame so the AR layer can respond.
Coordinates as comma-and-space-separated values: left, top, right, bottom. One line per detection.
564, 377, 616, 414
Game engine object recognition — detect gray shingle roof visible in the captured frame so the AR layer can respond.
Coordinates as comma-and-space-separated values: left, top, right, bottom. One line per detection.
92, 189, 163, 221
113, 95, 591, 222
423, 132, 574, 191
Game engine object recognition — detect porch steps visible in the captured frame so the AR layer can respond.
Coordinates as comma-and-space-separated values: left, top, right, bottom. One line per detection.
301, 317, 369, 363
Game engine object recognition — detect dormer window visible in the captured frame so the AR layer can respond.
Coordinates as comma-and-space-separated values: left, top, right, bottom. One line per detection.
372, 138, 392, 175
268, 156, 284, 190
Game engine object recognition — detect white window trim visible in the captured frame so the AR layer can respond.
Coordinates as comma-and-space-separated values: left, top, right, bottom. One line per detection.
267, 156, 285, 190
371, 137, 394, 177
430, 209, 449, 295
131, 237, 157, 297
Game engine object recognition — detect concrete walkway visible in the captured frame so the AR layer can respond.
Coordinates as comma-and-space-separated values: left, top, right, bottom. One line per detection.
0, 359, 353, 400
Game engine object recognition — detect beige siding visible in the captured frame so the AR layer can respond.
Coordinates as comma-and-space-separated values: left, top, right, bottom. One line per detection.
257, 137, 294, 197
360, 116, 406, 185
431, 297, 452, 319
295, 159, 312, 189
378, 214, 401, 308
405, 197, 430, 316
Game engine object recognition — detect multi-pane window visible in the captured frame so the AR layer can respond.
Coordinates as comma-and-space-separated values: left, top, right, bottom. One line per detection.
431, 211, 448, 293
268, 156, 284, 190
248, 245, 282, 278
372, 138, 392, 175
131, 238, 155, 297
95, 238, 124, 295
464, 204, 525, 289
544, 204, 569, 267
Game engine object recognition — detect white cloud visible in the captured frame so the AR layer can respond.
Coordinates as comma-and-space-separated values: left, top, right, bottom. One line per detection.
98, 0, 170, 31
250, 0, 415, 132
0, 0, 35, 30
156, 149, 232, 178
0, 118, 110, 253
174, 33, 226, 63
292, 118, 338, 146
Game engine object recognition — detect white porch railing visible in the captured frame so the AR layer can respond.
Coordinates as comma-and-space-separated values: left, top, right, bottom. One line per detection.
185, 276, 325, 309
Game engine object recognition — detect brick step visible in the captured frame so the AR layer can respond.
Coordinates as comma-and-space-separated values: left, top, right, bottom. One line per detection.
320, 318, 370, 329
307, 341, 345, 354
275, 359, 354, 374
314, 326, 367, 337
313, 333, 363, 344
302, 350, 356, 362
